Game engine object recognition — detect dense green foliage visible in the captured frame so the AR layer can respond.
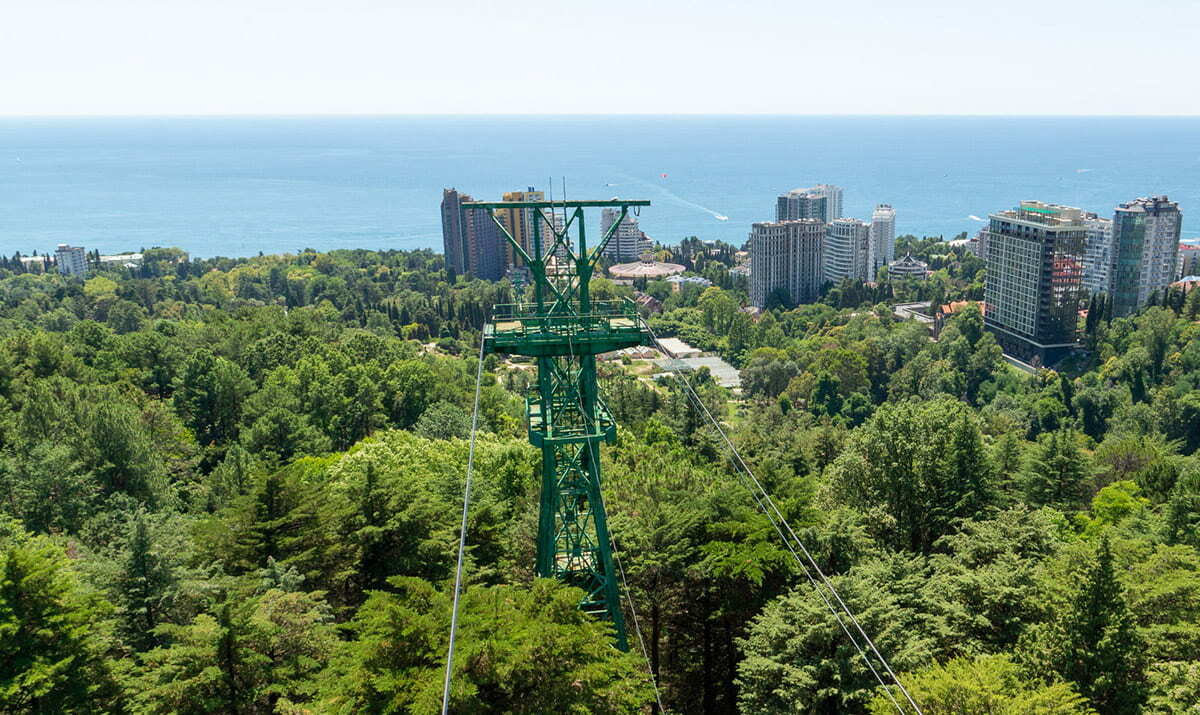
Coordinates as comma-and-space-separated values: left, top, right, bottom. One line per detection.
0, 244, 1198, 713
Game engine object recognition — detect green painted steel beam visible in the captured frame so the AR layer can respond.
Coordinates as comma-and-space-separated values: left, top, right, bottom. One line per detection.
463, 199, 650, 209
468, 198, 650, 652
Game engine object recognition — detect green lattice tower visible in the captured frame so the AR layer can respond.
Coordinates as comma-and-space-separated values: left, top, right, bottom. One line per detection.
464, 198, 652, 650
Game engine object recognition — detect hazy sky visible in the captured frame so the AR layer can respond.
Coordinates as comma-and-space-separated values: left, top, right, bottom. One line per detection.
3, 0, 1197, 115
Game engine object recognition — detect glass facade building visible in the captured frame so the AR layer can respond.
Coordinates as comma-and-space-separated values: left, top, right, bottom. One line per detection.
983, 201, 1086, 366
1109, 196, 1181, 317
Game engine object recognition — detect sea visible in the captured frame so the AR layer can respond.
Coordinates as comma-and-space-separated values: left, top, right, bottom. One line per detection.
1, 116, 1198, 258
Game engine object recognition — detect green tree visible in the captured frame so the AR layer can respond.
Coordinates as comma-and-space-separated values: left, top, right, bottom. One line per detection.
385, 359, 439, 428
2, 443, 99, 534
868, 654, 1091, 714
1052, 537, 1147, 714
80, 399, 167, 507
412, 400, 472, 440
228, 469, 323, 575
1146, 661, 1200, 714
320, 577, 652, 713
130, 590, 337, 714
737, 554, 934, 714
925, 508, 1063, 653
1164, 468, 1200, 548
173, 350, 254, 447
115, 512, 176, 652
1023, 430, 1092, 511
741, 349, 798, 399
824, 398, 995, 553
1124, 545, 1200, 662
0, 536, 118, 712
242, 407, 331, 464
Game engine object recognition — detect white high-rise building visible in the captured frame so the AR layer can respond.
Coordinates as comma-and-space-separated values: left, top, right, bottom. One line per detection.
1082, 213, 1113, 296
776, 184, 843, 224
55, 244, 87, 278
600, 208, 651, 262
749, 219, 824, 308
869, 204, 897, 276
823, 218, 871, 284
815, 184, 843, 222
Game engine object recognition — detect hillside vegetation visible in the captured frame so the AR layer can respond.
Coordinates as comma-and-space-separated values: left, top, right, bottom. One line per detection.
1, 245, 1199, 714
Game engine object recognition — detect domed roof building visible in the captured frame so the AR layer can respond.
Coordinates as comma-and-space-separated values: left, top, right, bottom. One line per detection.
608, 260, 686, 280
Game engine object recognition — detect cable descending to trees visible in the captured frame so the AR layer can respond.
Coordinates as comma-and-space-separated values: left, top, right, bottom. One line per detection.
642, 320, 924, 715
440, 330, 487, 715
568, 327, 667, 713
611, 533, 667, 714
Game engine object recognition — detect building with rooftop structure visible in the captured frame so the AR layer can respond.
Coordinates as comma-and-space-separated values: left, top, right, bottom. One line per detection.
18, 255, 51, 273
441, 188, 469, 275
1082, 213, 1113, 296
495, 188, 547, 270
887, 253, 929, 279
966, 228, 988, 258
654, 356, 742, 389
1109, 196, 1181, 317
653, 337, 702, 359
55, 244, 87, 278
607, 260, 685, 280
666, 275, 713, 291
1178, 243, 1200, 280
982, 200, 1087, 365
632, 292, 662, 313
600, 208, 652, 262
776, 184, 843, 224
441, 188, 506, 280
99, 253, 144, 269
869, 204, 897, 273
1172, 275, 1200, 294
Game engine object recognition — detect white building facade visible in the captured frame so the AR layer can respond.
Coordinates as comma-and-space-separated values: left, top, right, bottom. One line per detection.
600, 208, 652, 262
823, 218, 871, 284
776, 184, 843, 224
55, 244, 87, 278
1082, 213, 1113, 296
869, 204, 897, 276
1110, 196, 1182, 316
888, 253, 928, 279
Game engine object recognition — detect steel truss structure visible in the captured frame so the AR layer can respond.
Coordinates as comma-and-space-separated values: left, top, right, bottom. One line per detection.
465, 198, 652, 650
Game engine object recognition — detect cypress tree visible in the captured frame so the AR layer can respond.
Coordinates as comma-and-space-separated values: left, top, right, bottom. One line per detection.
1186, 287, 1200, 320
1057, 536, 1147, 714
1060, 373, 1075, 417
116, 513, 175, 651
1164, 469, 1200, 548
1023, 429, 1090, 510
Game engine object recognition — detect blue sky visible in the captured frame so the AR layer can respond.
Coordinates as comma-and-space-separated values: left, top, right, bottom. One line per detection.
2, 0, 1197, 115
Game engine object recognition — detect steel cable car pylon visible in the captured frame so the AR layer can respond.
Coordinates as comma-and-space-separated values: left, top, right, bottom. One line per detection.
464, 197, 651, 650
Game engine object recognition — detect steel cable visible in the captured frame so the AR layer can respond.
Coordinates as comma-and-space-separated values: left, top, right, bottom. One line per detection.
642, 320, 921, 714
440, 330, 488, 715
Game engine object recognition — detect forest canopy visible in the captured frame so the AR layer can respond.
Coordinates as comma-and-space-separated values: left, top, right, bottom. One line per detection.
1, 243, 1198, 713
